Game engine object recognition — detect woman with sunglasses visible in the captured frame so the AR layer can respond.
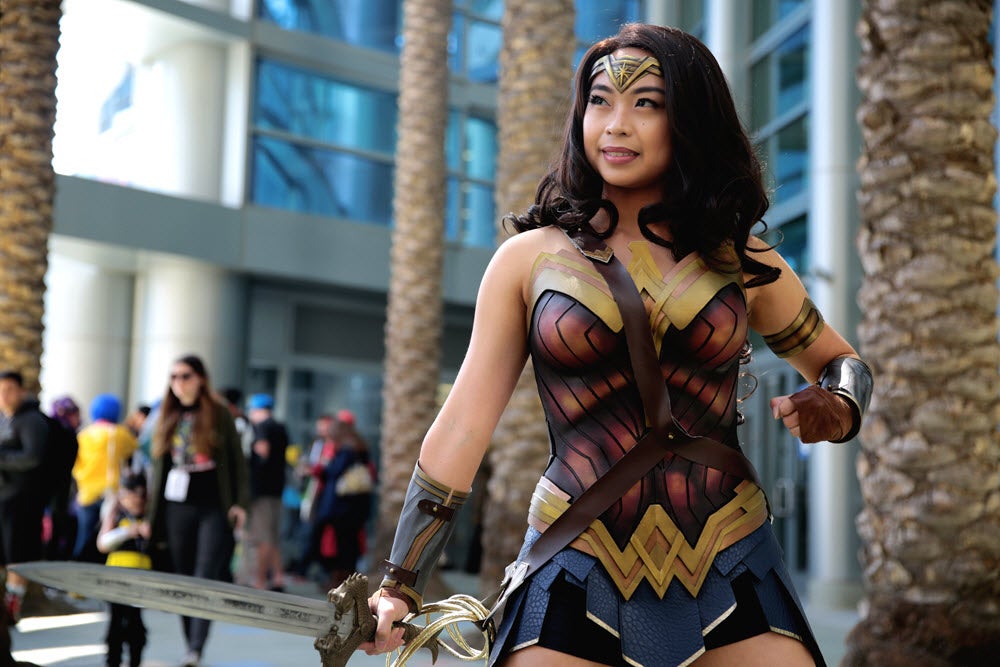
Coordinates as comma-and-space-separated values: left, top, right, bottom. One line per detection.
146, 354, 249, 667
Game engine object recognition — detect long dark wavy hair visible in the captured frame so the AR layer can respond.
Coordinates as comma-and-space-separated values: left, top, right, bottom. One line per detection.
509, 23, 779, 287
152, 354, 219, 459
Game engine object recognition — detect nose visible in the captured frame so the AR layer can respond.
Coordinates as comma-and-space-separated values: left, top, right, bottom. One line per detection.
605, 107, 631, 136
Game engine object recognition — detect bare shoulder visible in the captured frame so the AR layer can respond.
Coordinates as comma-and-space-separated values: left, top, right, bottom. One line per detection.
492, 226, 574, 267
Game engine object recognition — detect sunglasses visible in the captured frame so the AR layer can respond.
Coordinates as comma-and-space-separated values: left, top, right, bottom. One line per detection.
170, 372, 195, 382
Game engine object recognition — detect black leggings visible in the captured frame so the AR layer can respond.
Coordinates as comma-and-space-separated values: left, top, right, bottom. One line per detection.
165, 502, 233, 653
106, 603, 145, 667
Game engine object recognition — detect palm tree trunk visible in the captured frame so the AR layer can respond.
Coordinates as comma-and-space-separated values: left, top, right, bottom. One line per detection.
849, 1, 1000, 664
0, 0, 61, 393
480, 0, 575, 593
373, 0, 452, 576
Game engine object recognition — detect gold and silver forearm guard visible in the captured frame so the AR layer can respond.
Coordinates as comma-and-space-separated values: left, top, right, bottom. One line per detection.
818, 356, 874, 442
380, 462, 468, 612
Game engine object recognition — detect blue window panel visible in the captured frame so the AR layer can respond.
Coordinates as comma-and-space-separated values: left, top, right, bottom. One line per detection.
464, 182, 496, 248
465, 116, 497, 181
446, 177, 461, 241
446, 180, 495, 247
466, 0, 503, 21
259, 0, 402, 54
446, 112, 463, 172
252, 136, 394, 225
775, 215, 807, 276
773, 116, 807, 204
752, 0, 806, 38
575, 0, 641, 44
467, 19, 501, 83
255, 59, 397, 154
776, 27, 808, 113
749, 26, 808, 130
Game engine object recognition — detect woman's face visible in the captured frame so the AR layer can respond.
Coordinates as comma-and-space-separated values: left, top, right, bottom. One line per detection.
583, 47, 671, 202
169, 363, 203, 406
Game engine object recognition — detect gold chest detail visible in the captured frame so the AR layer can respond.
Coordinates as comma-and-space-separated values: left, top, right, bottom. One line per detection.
528, 242, 744, 348
528, 478, 769, 600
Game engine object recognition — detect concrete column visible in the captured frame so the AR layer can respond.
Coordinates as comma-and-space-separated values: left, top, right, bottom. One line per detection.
705, 0, 739, 77
39, 251, 134, 418
133, 40, 227, 201
130, 254, 246, 407
644, 1, 680, 27
806, 0, 863, 609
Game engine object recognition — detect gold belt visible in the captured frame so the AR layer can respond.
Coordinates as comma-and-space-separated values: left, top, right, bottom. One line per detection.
528, 477, 769, 600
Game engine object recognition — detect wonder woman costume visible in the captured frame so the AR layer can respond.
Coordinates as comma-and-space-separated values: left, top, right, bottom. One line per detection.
479, 240, 823, 667
381, 52, 870, 667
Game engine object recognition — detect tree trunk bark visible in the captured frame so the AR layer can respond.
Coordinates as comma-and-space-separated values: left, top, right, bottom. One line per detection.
848, 1, 1000, 664
480, 0, 575, 593
0, 0, 61, 393
372, 0, 452, 583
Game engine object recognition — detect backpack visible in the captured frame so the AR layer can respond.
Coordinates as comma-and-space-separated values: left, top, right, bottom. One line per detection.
43, 415, 78, 508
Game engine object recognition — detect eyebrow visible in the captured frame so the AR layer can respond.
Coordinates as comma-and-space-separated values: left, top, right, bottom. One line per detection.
591, 83, 665, 96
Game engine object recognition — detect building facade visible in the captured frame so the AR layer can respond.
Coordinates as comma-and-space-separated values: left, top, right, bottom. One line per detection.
46, 0, 995, 608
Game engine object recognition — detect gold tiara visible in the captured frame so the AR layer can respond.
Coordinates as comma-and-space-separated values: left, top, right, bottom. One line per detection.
590, 53, 663, 93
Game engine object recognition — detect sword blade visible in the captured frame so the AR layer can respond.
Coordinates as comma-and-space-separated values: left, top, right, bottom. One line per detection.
10, 561, 351, 640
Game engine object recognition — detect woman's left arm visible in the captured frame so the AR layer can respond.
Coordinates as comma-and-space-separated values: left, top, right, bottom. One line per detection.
746, 241, 873, 443
219, 405, 250, 528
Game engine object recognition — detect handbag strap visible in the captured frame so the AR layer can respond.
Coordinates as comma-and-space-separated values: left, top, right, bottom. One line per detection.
487, 230, 764, 619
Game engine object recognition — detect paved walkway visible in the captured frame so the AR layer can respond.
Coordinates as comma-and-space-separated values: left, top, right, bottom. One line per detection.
11, 573, 858, 666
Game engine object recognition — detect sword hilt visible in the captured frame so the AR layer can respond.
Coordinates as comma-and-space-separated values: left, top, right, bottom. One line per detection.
314, 573, 440, 667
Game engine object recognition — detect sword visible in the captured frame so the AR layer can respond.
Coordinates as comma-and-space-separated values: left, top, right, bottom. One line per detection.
9, 561, 436, 667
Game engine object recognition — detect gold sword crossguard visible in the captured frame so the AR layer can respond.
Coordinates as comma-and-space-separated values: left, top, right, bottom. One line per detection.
8, 563, 496, 667
314, 573, 433, 667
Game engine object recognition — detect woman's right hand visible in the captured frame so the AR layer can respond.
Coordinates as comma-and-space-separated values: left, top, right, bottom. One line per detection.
360, 589, 410, 654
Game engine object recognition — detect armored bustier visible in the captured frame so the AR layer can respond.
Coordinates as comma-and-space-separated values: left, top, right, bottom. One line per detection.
526, 242, 768, 599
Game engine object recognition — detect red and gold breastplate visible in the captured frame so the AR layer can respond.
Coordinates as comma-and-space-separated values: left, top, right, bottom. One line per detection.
526, 242, 768, 598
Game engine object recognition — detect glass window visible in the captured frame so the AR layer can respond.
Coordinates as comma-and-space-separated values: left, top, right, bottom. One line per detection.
464, 0, 503, 20
752, 0, 806, 38
450, 7, 502, 83
255, 60, 397, 154
679, 0, 705, 35
575, 0, 641, 43
749, 26, 808, 130
445, 177, 498, 248
446, 177, 462, 240
774, 214, 807, 276
466, 19, 502, 83
463, 182, 496, 247
252, 136, 394, 224
259, 0, 403, 54
464, 116, 497, 181
445, 113, 497, 247
773, 115, 808, 203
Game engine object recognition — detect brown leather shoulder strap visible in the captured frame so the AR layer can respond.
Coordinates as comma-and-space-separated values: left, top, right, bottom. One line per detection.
567, 228, 763, 486
567, 230, 672, 434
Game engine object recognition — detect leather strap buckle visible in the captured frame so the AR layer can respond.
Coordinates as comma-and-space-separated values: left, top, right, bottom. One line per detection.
417, 499, 456, 521
381, 559, 417, 587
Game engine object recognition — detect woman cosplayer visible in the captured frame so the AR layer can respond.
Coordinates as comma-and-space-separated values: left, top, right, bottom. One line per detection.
366, 23, 871, 667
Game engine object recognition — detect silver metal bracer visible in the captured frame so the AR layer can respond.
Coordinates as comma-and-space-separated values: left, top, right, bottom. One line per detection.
818, 356, 874, 442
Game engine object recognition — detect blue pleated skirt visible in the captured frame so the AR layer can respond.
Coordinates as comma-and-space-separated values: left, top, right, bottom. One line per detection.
488, 522, 826, 667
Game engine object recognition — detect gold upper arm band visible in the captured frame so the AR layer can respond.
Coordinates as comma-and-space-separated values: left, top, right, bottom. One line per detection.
764, 298, 825, 358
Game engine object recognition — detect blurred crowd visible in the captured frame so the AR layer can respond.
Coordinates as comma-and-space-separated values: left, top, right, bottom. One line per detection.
0, 355, 375, 667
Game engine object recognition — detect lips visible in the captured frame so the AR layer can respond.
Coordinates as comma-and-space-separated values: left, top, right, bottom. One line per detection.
601, 146, 639, 164
602, 146, 638, 158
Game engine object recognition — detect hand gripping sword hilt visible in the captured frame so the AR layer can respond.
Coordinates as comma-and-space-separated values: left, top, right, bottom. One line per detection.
313, 573, 434, 667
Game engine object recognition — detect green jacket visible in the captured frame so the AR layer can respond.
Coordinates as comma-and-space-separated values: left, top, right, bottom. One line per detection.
147, 401, 250, 544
